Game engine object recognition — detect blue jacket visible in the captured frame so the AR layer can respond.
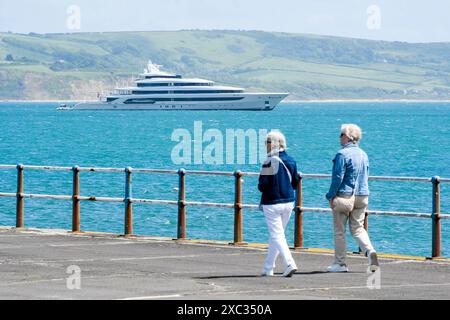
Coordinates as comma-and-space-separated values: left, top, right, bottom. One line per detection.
258, 151, 299, 205
326, 142, 370, 200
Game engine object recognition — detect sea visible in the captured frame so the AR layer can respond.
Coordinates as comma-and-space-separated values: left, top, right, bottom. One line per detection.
0, 101, 449, 257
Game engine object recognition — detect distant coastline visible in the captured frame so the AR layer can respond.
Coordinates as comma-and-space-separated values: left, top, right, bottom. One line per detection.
2, 30, 450, 101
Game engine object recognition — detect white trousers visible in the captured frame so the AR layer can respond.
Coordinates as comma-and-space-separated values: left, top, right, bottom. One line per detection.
262, 202, 296, 271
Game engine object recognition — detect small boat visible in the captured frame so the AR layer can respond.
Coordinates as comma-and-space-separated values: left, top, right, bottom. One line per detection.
56, 104, 73, 110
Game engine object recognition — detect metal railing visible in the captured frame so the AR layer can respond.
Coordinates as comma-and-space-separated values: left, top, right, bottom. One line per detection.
0, 164, 449, 258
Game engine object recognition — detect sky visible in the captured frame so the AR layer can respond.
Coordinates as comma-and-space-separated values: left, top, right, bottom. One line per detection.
1, 0, 449, 43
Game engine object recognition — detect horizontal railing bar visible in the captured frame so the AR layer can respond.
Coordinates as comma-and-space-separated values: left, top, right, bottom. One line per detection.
302, 207, 332, 213
220, 172, 443, 183
301, 174, 330, 179
242, 204, 259, 209
0, 192, 16, 197
301, 207, 450, 219
77, 196, 124, 202
368, 210, 431, 218
1, 164, 449, 183
22, 193, 73, 200
132, 169, 178, 174
185, 170, 235, 176
368, 176, 431, 182
230, 206, 450, 219
4, 190, 450, 219
0, 165, 18, 170
77, 167, 126, 173
369, 211, 449, 219
241, 172, 259, 177
301, 174, 433, 182
22, 165, 73, 171
133, 199, 178, 205
185, 201, 235, 208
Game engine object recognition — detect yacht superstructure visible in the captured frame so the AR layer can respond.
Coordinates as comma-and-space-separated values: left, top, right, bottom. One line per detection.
72, 61, 288, 110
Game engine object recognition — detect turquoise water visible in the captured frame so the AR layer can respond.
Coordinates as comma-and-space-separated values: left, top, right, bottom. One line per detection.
0, 101, 449, 257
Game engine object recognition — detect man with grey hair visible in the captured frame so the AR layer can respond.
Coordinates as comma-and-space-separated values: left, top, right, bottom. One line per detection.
326, 124, 379, 273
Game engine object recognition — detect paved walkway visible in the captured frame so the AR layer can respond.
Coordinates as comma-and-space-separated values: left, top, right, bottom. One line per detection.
0, 227, 449, 300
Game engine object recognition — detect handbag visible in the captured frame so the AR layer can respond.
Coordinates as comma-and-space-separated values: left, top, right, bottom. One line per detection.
333, 195, 355, 214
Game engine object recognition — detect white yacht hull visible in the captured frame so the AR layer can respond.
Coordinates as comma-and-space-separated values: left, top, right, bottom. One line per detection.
73, 93, 288, 111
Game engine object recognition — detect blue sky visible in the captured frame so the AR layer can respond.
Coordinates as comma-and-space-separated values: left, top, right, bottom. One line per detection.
1, 0, 449, 42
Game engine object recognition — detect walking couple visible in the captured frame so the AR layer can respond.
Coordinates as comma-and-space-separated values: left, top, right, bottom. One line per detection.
258, 124, 379, 277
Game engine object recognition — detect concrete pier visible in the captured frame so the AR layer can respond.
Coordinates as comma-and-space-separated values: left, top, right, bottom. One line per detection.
0, 227, 449, 300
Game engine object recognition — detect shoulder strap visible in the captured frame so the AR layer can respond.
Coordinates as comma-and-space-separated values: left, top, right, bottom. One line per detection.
353, 149, 365, 194
271, 155, 292, 183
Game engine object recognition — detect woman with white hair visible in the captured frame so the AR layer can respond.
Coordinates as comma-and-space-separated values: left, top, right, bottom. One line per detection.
326, 124, 379, 273
258, 130, 299, 277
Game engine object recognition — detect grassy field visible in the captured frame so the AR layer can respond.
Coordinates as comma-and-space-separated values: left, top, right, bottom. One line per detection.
1, 30, 450, 100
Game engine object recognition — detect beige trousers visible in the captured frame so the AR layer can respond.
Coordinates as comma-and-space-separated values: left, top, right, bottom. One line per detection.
332, 195, 374, 265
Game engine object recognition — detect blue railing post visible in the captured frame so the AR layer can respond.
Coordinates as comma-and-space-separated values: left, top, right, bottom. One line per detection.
177, 168, 186, 239
124, 167, 133, 236
431, 176, 441, 258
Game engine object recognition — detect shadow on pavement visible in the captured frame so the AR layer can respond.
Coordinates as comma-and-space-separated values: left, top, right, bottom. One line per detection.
195, 271, 335, 279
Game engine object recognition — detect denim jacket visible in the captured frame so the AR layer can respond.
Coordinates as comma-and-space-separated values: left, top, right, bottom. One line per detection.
325, 142, 369, 200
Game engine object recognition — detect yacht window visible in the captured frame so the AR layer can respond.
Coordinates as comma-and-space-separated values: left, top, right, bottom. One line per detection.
136, 82, 213, 87
131, 90, 243, 94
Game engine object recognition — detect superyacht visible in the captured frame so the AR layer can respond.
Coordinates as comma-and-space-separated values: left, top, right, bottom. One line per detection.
70, 61, 288, 111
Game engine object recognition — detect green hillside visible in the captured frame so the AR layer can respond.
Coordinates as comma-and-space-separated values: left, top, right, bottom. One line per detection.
1, 30, 450, 100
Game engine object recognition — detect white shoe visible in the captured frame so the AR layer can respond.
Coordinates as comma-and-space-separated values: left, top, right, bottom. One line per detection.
282, 264, 297, 277
368, 251, 379, 272
261, 269, 274, 277
327, 263, 349, 273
